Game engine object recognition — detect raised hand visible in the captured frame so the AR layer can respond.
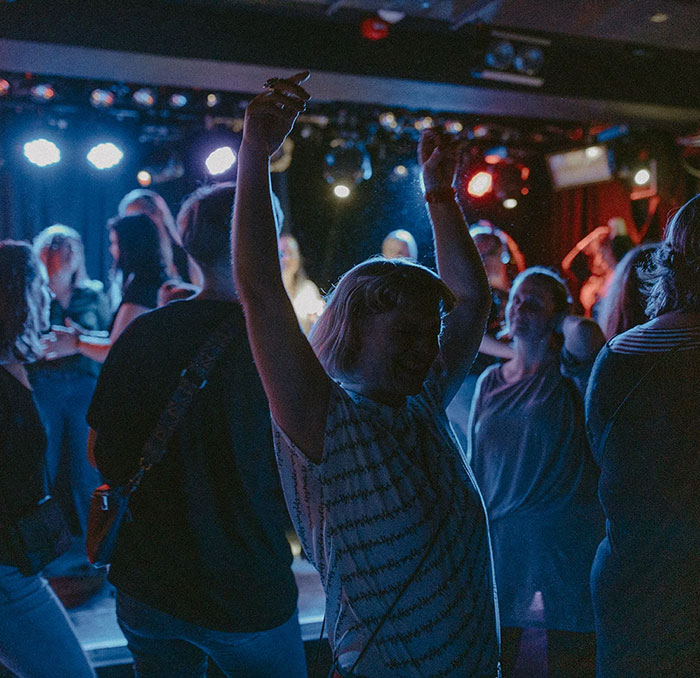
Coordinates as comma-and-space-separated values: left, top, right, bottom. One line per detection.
242, 71, 310, 157
418, 128, 460, 193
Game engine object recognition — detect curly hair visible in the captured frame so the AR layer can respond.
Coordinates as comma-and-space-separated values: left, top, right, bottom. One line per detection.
0, 241, 45, 362
308, 256, 455, 380
645, 194, 700, 318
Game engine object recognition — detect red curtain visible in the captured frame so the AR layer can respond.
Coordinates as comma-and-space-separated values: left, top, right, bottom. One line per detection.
550, 179, 635, 268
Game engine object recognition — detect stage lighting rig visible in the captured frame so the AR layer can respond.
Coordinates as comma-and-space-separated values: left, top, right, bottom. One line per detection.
474, 31, 549, 88
323, 138, 372, 196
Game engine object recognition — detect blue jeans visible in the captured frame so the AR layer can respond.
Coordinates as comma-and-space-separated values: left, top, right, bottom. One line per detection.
116, 591, 307, 678
0, 564, 95, 677
31, 370, 102, 536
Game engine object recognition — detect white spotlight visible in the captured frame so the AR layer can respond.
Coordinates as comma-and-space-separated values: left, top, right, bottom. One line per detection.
503, 198, 518, 209
205, 146, 236, 175
633, 168, 651, 185
87, 142, 124, 170
23, 139, 61, 167
333, 184, 351, 199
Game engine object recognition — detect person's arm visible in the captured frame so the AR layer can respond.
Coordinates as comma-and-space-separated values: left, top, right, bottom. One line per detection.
45, 302, 149, 363
478, 333, 515, 360
232, 72, 331, 464
560, 315, 605, 394
419, 129, 491, 406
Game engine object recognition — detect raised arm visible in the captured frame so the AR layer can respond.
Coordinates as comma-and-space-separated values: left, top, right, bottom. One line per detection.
232, 72, 331, 464
419, 130, 491, 405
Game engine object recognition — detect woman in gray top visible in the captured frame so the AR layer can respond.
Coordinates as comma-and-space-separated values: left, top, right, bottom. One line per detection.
469, 267, 605, 678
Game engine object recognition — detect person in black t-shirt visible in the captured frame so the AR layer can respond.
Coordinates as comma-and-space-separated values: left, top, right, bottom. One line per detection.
86, 184, 306, 678
0, 241, 96, 677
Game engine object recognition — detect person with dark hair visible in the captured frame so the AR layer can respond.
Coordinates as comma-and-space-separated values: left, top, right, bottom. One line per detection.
28, 226, 110, 552
118, 188, 191, 282
586, 194, 700, 677
86, 183, 305, 678
0, 241, 96, 678
597, 243, 659, 340
233, 73, 498, 677
45, 214, 167, 364
468, 267, 605, 678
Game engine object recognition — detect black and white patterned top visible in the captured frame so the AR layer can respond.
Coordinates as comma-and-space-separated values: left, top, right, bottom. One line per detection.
273, 364, 500, 677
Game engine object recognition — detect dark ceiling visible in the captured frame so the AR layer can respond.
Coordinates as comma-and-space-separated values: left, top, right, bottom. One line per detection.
1, 0, 699, 127
175, 0, 700, 52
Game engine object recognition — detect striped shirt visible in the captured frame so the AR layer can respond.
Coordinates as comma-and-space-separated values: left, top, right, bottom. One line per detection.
608, 321, 700, 354
273, 365, 499, 678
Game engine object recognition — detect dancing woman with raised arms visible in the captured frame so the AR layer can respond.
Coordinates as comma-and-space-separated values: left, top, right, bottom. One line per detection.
232, 72, 500, 678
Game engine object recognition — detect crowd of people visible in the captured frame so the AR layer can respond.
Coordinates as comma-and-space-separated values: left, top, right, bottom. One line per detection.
0, 70, 697, 678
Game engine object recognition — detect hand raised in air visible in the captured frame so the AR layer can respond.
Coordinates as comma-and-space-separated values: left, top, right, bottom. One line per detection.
418, 127, 460, 193
242, 71, 311, 157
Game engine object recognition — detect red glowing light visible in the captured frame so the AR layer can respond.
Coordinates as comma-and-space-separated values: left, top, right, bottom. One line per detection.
521, 187, 530, 195
467, 171, 493, 197
520, 166, 530, 180
484, 154, 501, 165
361, 17, 390, 40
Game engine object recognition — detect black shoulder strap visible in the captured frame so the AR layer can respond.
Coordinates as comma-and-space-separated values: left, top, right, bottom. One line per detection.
139, 318, 237, 471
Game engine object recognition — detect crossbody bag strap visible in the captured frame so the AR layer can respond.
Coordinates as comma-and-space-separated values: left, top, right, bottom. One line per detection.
131, 318, 237, 482
345, 520, 443, 676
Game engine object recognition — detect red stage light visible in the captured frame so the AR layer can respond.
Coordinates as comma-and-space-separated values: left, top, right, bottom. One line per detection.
361, 17, 390, 40
467, 171, 493, 197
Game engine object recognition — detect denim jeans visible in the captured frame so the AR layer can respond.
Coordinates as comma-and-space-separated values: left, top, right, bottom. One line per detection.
116, 590, 307, 678
0, 564, 95, 677
31, 370, 102, 537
